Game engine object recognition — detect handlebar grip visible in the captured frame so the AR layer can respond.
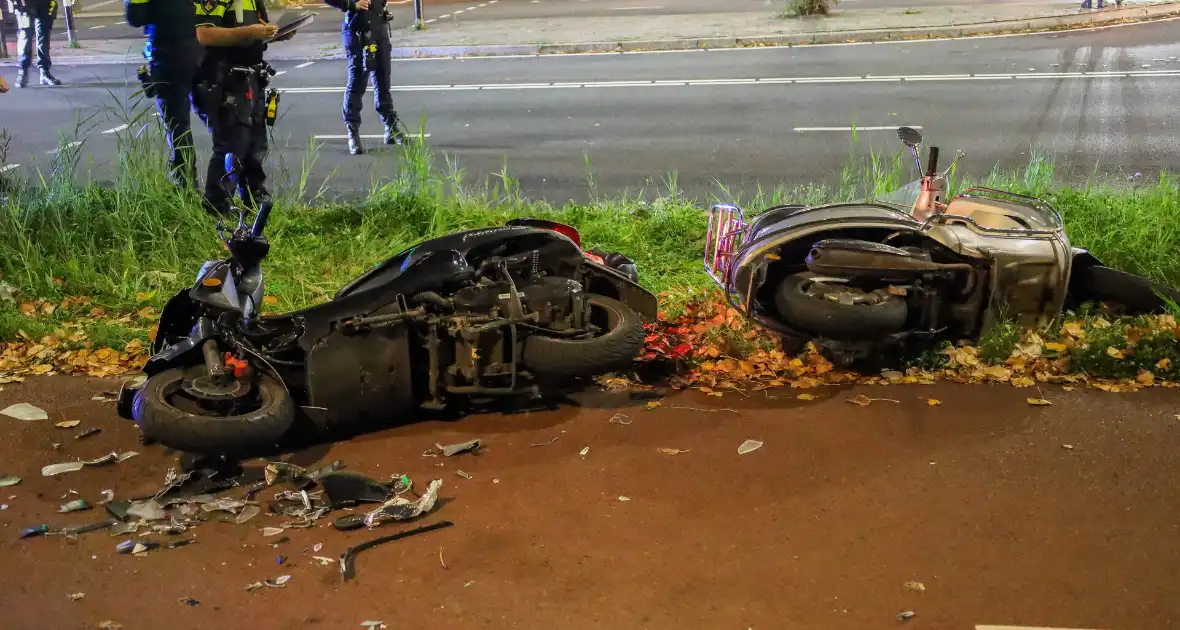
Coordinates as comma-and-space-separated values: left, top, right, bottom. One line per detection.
927, 146, 940, 177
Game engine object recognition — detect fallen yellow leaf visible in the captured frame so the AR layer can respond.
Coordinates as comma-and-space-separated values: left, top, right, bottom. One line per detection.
1157, 358, 1171, 371
1106, 346, 1125, 359
19, 302, 35, 316
657, 448, 689, 455
926, 398, 942, 407
55, 420, 81, 428
1062, 386, 1076, 392
796, 393, 816, 401
1045, 342, 1068, 352
1027, 398, 1053, 406
1011, 376, 1035, 388
263, 296, 279, 306
1063, 322, 1085, 338
848, 394, 872, 407
31, 364, 52, 374
1137, 370, 1155, 386
645, 401, 662, 410
137, 307, 156, 320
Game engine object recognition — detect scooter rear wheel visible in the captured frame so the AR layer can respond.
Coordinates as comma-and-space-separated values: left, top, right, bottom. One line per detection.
774, 273, 908, 340
522, 294, 645, 377
132, 367, 295, 454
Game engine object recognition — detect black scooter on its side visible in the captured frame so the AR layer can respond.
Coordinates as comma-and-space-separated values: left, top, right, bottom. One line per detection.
116, 202, 657, 456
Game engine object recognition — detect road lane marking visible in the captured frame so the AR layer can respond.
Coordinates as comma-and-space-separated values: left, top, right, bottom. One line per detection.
794, 126, 922, 132
611, 6, 665, 9
294, 61, 315, 69
0, 164, 19, 173
89, 25, 106, 30
274, 70, 287, 76
47, 141, 82, 155
277, 69, 1180, 94
101, 124, 129, 134
313, 134, 431, 139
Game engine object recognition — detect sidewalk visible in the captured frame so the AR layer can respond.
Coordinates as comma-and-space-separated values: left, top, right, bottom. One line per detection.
3, 0, 1178, 65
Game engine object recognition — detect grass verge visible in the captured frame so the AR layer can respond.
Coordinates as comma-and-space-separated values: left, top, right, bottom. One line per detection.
2, 103, 1179, 386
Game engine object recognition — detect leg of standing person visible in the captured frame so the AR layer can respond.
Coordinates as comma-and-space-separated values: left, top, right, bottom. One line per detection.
14, 7, 33, 87
372, 35, 403, 145
237, 77, 270, 208
36, 1, 61, 85
342, 29, 367, 155
154, 62, 198, 189
201, 90, 249, 217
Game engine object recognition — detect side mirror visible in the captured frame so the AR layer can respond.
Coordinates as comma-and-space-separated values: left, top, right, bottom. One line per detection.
897, 126, 923, 148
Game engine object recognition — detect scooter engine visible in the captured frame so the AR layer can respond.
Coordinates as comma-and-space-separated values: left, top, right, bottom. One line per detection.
451, 276, 585, 327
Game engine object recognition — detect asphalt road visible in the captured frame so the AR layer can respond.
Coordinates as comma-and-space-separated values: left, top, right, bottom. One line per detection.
3, 19, 1180, 203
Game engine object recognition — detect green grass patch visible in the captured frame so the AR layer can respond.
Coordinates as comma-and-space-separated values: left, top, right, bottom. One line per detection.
3, 102, 1180, 376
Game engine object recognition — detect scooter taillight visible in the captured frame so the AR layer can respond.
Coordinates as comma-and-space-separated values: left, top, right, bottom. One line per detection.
705, 204, 748, 285
505, 218, 581, 247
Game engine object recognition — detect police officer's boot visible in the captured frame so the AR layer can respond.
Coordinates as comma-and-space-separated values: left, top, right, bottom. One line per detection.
383, 115, 405, 146
347, 125, 364, 155
40, 71, 62, 87
15, 71, 28, 89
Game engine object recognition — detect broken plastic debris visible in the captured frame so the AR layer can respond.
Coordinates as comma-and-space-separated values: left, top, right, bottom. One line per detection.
2, 403, 48, 421
903, 581, 926, 592
263, 461, 308, 487
109, 522, 139, 536
333, 514, 366, 531
618, 496, 630, 502
245, 582, 264, 592
98, 490, 114, 504
75, 427, 102, 440
658, 448, 689, 455
179, 597, 200, 606
435, 439, 481, 457
360, 623, 387, 629
235, 505, 261, 524
340, 520, 455, 581
200, 497, 248, 514
126, 500, 167, 521
20, 524, 49, 538
312, 542, 323, 553
0, 475, 21, 487
262, 527, 285, 537
41, 452, 138, 477
312, 556, 336, 566
264, 575, 292, 588
364, 479, 442, 527
579, 447, 590, 457
117, 539, 160, 555
55, 420, 81, 428
321, 472, 393, 509
456, 470, 471, 479
59, 499, 91, 513
897, 611, 916, 621
737, 440, 763, 455
98, 621, 122, 629
1062, 444, 1075, 450
276, 555, 287, 565
67, 592, 85, 601
608, 413, 632, 425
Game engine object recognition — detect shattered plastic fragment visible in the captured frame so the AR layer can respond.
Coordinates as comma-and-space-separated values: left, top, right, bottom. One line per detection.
235, 505, 261, 523
0, 475, 21, 487
903, 581, 926, 592
2, 403, 48, 421
179, 597, 200, 607
579, 447, 590, 457
98, 490, 114, 504
312, 556, 336, 566
126, 500, 167, 521
262, 527, 285, 537
59, 499, 91, 513
55, 420, 81, 428
109, 522, 139, 536
456, 470, 471, 479
75, 427, 102, 440
98, 621, 122, 629
360, 623, 387, 629
364, 479, 442, 527
200, 497, 247, 514
897, 611, 916, 621
245, 582, 264, 592
20, 524, 49, 538
435, 439, 481, 457
737, 440, 763, 455
618, 496, 630, 502
264, 575, 291, 588
67, 592, 85, 601
41, 452, 138, 477
313, 542, 323, 553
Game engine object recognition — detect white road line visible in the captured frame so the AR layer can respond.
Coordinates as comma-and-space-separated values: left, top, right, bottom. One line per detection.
611, 6, 665, 9
116, 21, 126, 25
101, 124, 129, 134
81, 0, 122, 9
425, 18, 437, 23
794, 125, 921, 132
294, 61, 315, 69
439, 13, 450, 18
313, 134, 431, 139
47, 141, 82, 155
89, 25, 106, 30
0, 164, 19, 173
277, 70, 1180, 94
274, 70, 288, 76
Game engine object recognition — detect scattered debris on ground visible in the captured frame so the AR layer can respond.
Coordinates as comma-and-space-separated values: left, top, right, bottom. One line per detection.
2, 402, 48, 421
67, 592, 85, 601
897, 610, 916, 621
340, 520, 454, 581
738, 440, 763, 455
0, 475, 21, 487
55, 420, 80, 428
658, 448, 690, 455
903, 581, 926, 592
848, 395, 900, 407
42, 451, 138, 477
435, 439, 481, 457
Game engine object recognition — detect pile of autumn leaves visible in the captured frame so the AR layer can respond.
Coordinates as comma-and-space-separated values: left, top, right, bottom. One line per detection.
4, 288, 1180, 396
634, 290, 1180, 396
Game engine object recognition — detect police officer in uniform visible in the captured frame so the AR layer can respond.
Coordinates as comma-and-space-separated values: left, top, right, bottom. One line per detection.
125, 0, 202, 188
325, 0, 403, 155
192, 0, 282, 215
8, 0, 62, 87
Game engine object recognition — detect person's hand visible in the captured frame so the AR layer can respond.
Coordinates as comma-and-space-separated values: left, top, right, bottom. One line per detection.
356, 0, 371, 10
0, 76, 8, 94
250, 22, 279, 41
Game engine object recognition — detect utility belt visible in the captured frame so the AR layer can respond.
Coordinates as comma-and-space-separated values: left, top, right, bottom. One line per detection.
194, 61, 281, 127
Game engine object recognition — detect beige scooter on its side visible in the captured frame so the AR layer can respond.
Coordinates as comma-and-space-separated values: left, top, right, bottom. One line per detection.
704, 126, 1180, 366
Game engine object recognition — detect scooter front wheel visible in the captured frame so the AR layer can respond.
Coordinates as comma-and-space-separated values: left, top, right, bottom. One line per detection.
132, 367, 295, 454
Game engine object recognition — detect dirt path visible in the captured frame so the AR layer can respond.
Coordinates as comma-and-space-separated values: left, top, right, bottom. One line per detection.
1, 376, 1178, 629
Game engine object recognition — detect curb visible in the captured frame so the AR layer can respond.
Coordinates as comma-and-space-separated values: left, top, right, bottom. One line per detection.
70, 3, 324, 18
5, 3, 1179, 65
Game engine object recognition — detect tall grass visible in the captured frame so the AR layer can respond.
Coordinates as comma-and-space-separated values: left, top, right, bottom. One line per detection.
2, 103, 1179, 338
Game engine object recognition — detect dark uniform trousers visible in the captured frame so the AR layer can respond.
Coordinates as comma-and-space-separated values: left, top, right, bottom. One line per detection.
197, 70, 269, 211
14, 0, 57, 72
151, 55, 200, 188
342, 27, 394, 127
